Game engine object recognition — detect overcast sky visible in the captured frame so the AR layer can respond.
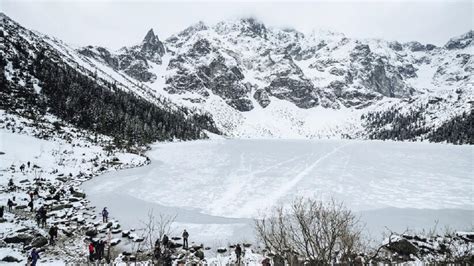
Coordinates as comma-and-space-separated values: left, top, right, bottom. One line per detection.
1, 0, 472, 50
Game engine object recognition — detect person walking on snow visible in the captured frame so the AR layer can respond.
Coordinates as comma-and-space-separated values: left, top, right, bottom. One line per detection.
235, 244, 242, 265
162, 234, 169, 247
20, 164, 25, 173
39, 206, 47, 227
28, 199, 34, 212
102, 207, 109, 223
30, 248, 40, 266
7, 198, 14, 211
49, 224, 58, 245
182, 229, 189, 249
88, 242, 95, 261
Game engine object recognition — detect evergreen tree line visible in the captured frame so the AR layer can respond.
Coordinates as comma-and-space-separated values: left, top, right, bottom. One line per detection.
0, 35, 220, 145
362, 105, 473, 145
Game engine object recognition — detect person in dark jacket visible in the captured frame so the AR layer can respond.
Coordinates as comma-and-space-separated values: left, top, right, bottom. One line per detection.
162, 234, 169, 247
28, 200, 34, 212
30, 248, 40, 266
7, 198, 14, 211
96, 240, 105, 260
182, 229, 189, 249
101, 207, 109, 223
49, 224, 58, 245
154, 243, 162, 260
39, 206, 47, 227
235, 244, 242, 265
0, 206, 4, 218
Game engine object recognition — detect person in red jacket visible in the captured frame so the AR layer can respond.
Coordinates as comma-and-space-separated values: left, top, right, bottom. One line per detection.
88, 242, 95, 261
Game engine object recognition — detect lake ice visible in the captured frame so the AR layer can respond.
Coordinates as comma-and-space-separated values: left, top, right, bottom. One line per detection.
82, 139, 473, 245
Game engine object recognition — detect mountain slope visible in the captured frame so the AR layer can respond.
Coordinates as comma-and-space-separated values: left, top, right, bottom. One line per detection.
1, 14, 472, 143
0, 13, 219, 145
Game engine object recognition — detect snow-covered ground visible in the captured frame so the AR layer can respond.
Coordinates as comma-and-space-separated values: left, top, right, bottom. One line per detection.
82, 139, 474, 246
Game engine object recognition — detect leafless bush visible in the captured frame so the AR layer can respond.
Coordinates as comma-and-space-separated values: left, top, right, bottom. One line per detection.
138, 209, 176, 263
255, 197, 363, 264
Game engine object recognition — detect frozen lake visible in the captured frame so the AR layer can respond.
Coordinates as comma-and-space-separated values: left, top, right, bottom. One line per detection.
82, 139, 473, 245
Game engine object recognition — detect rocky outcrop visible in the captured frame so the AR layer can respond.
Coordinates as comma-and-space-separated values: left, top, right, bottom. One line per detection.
445, 30, 473, 50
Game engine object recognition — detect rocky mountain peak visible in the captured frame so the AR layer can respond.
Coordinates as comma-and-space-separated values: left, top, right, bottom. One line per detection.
140, 28, 165, 61
445, 30, 473, 50
143, 28, 159, 45
239, 17, 267, 38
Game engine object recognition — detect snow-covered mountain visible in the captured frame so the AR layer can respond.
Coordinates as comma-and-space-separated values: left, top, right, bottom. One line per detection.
2, 14, 473, 143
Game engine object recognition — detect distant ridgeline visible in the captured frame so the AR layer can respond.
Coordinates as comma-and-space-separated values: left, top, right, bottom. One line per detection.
1, 12, 473, 145
0, 15, 219, 145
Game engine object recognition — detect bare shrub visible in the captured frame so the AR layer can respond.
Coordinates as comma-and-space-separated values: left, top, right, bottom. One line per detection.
138, 209, 176, 263
255, 197, 363, 264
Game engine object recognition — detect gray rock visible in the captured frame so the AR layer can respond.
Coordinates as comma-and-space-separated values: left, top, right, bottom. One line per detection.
72, 191, 86, 198
51, 203, 73, 211
31, 236, 48, 247
253, 89, 271, 108
85, 228, 98, 237
265, 77, 318, 108
4, 233, 33, 244
2, 256, 21, 262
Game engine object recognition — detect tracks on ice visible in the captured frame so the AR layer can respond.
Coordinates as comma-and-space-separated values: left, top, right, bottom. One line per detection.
238, 142, 351, 217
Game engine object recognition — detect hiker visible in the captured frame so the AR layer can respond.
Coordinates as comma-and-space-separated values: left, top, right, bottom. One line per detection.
0, 206, 4, 218
235, 244, 242, 265
39, 206, 47, 227
195, 249, 205, 260
53, 192, 61, 201
88, 242, 95, 261
7, 198, 14, 211
154, 243, 162, 260
29, 191, 34, 201
162, 234, 169, 247
27, 161, 31, 168
262, 257, 271, 266
101, 207, 109, 223
20, 164, 25, 172
28, 199, 34, 212
49, 224, 58, 245
182, 229, 189, 249
96, 240, 105, 261
35, 211, 41, 226
8, 178, 15, 191
30, 248, 40, 266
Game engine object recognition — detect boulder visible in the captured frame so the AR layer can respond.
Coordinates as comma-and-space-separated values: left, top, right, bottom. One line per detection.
85, 228, 98, 237
122, 231, 130, 238
4, 233, 33, 244
111, 238, 121, 246
51, 203, 73, 211
2, 256, 21, 263
72, 191, 86, 198
31, 236, 48, 247
387, 238, 419, 256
